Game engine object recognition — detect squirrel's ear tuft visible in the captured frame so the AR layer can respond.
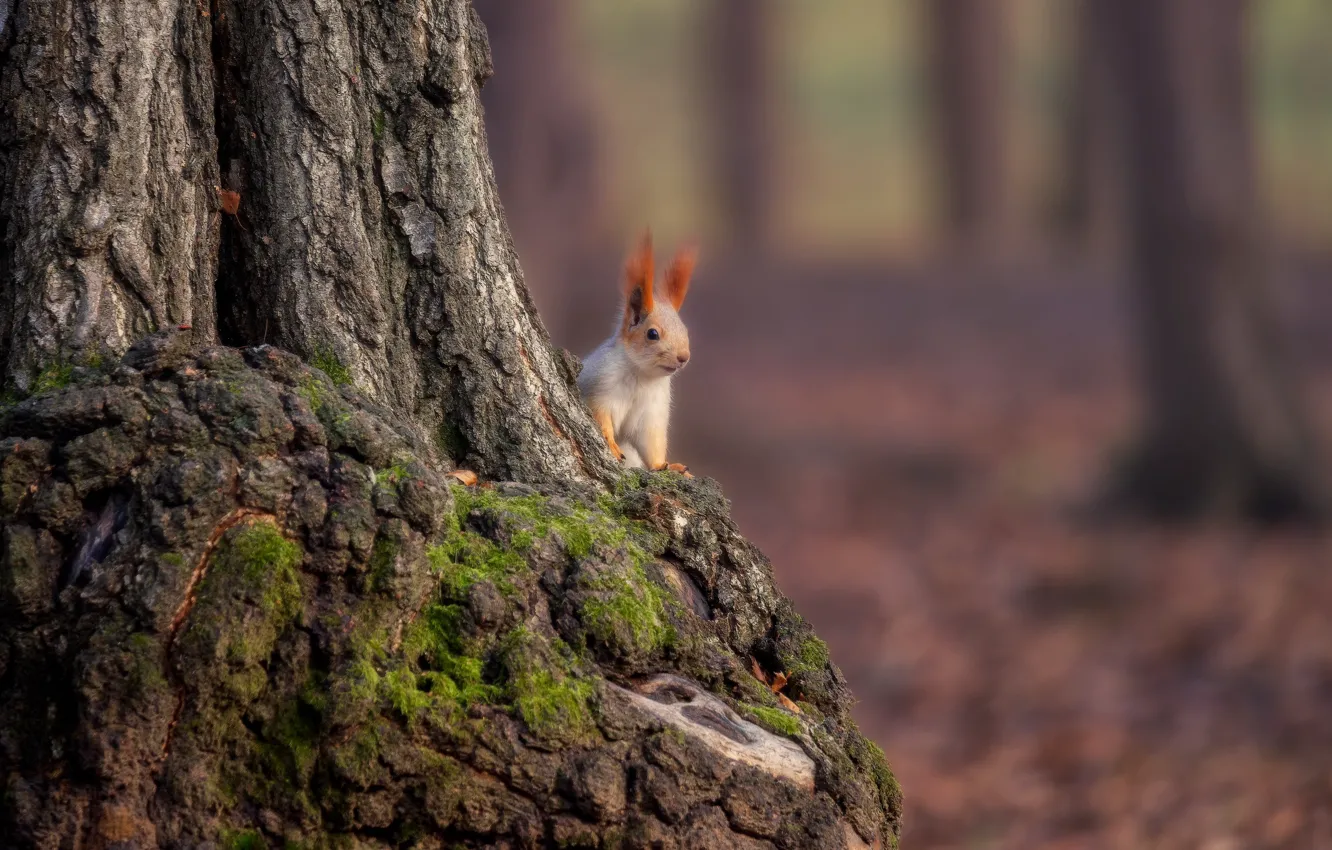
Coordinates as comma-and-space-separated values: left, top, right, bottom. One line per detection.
623, 230, 654, 325
664, 245, 697, 310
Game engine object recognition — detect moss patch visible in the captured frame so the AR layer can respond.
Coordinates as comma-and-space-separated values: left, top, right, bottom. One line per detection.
450, 484, 663, 562
500, 627, 596, 742
427, 529, 527, 598
222, 521, 303, 621
741, 704, 801, 738
310, 347, 353, 387
577, 563, 673, 658
31, 362, 75, 395
221, 828, 267, 850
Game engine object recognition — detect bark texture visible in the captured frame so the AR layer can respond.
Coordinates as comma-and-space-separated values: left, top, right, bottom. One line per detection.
209, 0, 614, 485
0, 0, 220, 389
1101, 0, 1322, 520
0, 333, 902, 849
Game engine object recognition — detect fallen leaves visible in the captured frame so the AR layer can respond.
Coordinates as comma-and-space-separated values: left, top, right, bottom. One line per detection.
219, 189, 241, 216
749, 656, 801, 715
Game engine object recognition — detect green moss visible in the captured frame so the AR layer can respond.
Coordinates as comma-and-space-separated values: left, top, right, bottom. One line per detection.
741, 704, 802, 738
221, 828, 267, 850
449, 483, 661, 564
401, 604, 496, 704
372, 110, 387, 140
578, 563, 673, 657
784, 635, 831, 676
222, 522, 303, 620
383, 667, 432, 717
247, 696, 321, 818
296, 375, 331, 414
310, 346, 353, 386
367, 534, 398, 592
341, 599, 499, 732
330, 723, 383, 787
374, 457, 413, 487
31, 362, 74, 395
428, 532, 527, 598
500, 627, 596, 741
847, 730, 903, 837
161, 551, 187, 568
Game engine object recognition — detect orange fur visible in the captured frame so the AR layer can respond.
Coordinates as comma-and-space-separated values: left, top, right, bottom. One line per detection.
622, 231, 655, 334
663, 245, 697, 310
593, 408, 625, 461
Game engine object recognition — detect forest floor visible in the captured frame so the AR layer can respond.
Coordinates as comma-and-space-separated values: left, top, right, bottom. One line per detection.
650, 256, 1332, 850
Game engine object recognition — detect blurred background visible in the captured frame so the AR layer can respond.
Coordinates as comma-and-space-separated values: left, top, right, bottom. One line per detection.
477, 1, 1332, 847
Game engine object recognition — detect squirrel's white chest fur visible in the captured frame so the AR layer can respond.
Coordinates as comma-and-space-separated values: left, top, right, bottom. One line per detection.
578, 340, 672, 469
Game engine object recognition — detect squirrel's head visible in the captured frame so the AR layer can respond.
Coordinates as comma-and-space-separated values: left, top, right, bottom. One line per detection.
619, 231, 695, 379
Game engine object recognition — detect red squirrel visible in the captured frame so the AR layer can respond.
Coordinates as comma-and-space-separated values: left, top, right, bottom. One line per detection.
578, 232, 695, 476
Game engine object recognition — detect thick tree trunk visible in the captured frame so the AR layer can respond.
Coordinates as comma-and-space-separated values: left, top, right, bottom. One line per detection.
478, 0, 605, 337
1, 0, 614, 485
1101, 0, 1323, 520
706, 0, 775, 254
208, 0, 613, 485
927, 0, 1013, 254
1056, 0, 1123, 258
0, 0, 220, 387
0, 2, 903, 847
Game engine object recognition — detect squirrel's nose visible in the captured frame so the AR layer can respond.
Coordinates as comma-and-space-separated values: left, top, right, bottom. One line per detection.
677, 352, 690, 365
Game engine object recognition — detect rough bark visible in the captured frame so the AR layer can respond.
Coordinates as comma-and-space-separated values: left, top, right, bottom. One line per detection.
706, 0, 776, 254
479, 0, 605, 337
0, 0, 221, 390
1100, 0, 1323, 520
208, 0, 613, 485
0, 334, 902, 849
927, 0, 1013, 253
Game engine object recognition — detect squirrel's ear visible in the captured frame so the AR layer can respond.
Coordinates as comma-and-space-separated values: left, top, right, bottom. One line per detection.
664, 245, 697, 310
623, 230, 654, 325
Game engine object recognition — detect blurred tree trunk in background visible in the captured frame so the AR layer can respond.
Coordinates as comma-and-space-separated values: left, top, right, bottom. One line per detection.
927, 0, 1013, 256
1056, 0, 1124, 259
478, 0, 606, 337
706, 0, 776, 254
1101, 0, 1323, 521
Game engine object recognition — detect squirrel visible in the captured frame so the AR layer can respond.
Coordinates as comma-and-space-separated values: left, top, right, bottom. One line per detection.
578, 231, 696, 477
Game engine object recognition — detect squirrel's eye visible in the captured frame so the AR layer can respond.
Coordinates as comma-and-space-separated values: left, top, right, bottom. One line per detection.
646, 328, 660, 341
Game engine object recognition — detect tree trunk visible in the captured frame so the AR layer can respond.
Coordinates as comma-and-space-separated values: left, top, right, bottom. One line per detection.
478, 0, 605, 338
1, 0, 615, 485
927, 0, 1013, 254
0, 2, 903, 847
1056, 0, 1124, 258
0, 0, 221, 385
1100, 0, 1323, 520
706, 0, 775, 254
